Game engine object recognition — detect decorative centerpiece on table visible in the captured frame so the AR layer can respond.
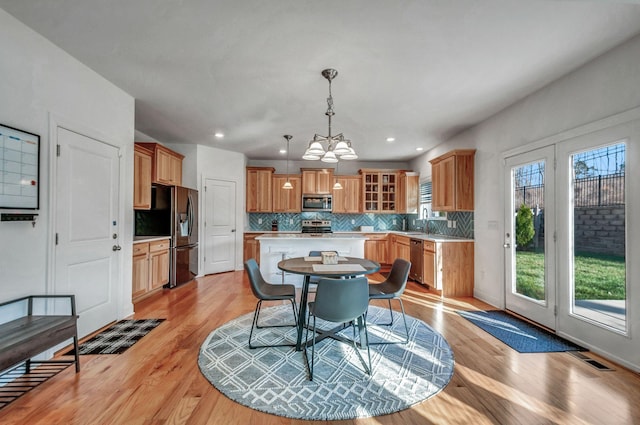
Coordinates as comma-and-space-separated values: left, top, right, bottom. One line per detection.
321, 251, 338, 265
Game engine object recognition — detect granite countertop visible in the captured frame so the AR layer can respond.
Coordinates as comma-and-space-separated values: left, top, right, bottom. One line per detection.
246, 230, 473, 242
133, 236, 171, 243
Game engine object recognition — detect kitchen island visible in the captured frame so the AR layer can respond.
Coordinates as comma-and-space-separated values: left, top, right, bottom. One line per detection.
255, 233, 368, 285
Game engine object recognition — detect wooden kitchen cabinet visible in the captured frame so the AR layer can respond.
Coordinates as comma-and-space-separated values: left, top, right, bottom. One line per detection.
132, 243, 150, 300
301, 168, 333, 194
134, 144, 153, 210
423, 240, 474, 297
388, 234, 411, 262
246, 167, 274, 212
397, 171, 419, 214
132, 238, 170, 302
430, 149, 475, 211
243, 233, 261, 264
360, 169, 398, 213
364, 233, 388, 264
136, 142, 184, 186
395, 235, 411, 262
149, 239, 170, 290
272, 175, 301, 212
332, 176, 361, 213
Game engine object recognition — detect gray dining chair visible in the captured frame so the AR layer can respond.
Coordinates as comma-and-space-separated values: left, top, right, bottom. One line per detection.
244, 259, 298, 349
305, 277, 372, 381
368, 258, 411, 344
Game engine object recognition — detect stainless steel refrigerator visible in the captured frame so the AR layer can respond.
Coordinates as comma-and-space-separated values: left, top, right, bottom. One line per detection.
134, 184, 198, 288
172, 186, 198, 287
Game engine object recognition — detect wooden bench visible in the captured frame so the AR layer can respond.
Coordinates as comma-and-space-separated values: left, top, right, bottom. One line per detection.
0, 295, 80, 374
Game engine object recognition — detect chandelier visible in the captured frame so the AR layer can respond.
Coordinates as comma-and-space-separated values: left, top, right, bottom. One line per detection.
303, 68, 358, 163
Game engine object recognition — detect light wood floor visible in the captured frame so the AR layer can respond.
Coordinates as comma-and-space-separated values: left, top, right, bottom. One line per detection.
3, 271, 640, 425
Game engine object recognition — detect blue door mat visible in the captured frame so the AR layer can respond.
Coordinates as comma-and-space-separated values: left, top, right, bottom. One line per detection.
458, 310, 585, 353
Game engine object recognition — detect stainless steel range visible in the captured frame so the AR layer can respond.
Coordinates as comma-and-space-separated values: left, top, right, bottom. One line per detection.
301, 219, 332, 235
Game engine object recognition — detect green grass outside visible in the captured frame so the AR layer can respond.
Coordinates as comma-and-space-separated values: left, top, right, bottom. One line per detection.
515, 250, 626, 300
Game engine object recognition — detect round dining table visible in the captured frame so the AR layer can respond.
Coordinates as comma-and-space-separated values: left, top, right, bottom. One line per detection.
277, 256, 381, 351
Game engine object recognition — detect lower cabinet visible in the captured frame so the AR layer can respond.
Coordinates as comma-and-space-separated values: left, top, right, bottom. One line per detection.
132, 238, 170, 302
423, 240, 474, 297
243, 233, 261, 264
364, 233, 388, 265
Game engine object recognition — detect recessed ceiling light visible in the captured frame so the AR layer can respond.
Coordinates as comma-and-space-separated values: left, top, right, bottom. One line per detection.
416, 147, 424, 151
214, 132, 224, 139
386, 137, 395, 142
279, 149, 287, 154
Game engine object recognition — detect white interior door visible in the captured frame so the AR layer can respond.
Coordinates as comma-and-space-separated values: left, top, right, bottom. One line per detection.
54, 127, 120, 338
504, 145, 556, 329
203, 178, 236, 274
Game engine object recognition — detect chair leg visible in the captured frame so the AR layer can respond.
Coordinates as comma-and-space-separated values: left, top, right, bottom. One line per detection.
370, 298, 394, 326
368, 297, 409, 345
249, 299, 297, 349
248, 299, 263, 349
398, 298, 410, 344
362, 316, 372, 375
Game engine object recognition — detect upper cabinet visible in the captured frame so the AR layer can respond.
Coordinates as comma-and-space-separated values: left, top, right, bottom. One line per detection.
333, 176, 361, 214
397, 171, 419, 214
272, 174, 302, 212
136, 142, 184, 186
360, 169, 397, 213
301, 168, 333, 194
246, 167, 274, 212
134, 144, 153, 210
430, 149, 475, 211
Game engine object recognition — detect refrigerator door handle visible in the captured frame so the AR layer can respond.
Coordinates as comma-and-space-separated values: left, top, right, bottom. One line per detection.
187, 193, 193, 237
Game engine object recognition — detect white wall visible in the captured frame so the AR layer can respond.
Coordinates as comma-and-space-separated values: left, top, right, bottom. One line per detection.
0, 10, 134, 313
410, 33, 640, 308
196, 145, 247, 270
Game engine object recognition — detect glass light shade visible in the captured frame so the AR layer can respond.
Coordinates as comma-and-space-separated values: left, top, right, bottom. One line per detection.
306, 141, 325, 155
339, 147, 358, 160
321, 151, 338, 163
302, 151, 321, 160
282, 180, 293, 190
333, 140, 351, 155
333, 181, 343, 190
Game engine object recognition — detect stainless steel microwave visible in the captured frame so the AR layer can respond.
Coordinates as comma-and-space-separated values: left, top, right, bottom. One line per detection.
302, 194, 332, 212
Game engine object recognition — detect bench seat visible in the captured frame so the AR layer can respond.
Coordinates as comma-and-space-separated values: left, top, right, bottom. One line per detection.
0, 296, 80, 374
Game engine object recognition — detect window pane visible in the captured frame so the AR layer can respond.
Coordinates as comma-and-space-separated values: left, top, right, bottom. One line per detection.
571, 142, 626, 331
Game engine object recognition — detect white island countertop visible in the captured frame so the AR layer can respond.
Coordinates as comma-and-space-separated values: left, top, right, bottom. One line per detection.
255, 233, 368, 240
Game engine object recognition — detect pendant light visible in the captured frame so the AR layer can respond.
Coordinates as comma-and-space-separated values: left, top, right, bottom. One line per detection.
282, 135, 293, 189
333, 160, 343, 190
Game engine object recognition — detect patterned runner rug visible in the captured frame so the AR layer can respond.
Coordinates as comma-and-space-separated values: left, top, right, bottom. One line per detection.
67, 319, 165, 355
458, 310, 584, 353
198, 305, 454, 420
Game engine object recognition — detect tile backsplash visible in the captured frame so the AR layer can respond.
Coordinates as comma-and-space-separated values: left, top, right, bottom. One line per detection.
248, 211, 474, 239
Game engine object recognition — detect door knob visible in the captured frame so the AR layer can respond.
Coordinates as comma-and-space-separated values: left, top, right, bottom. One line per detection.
503, 243, 510, 248
112, 245, 122, 251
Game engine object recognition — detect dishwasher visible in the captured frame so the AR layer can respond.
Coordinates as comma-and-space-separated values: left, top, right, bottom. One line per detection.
410, 239, 424, 283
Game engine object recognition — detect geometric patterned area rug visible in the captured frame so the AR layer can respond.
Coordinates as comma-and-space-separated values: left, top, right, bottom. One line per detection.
66, 319, 165, 355
198, 305, 454, 420
458, 310, 584, 353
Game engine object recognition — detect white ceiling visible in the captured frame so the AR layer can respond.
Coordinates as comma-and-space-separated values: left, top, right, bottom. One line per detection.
2, 1, 640, 162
